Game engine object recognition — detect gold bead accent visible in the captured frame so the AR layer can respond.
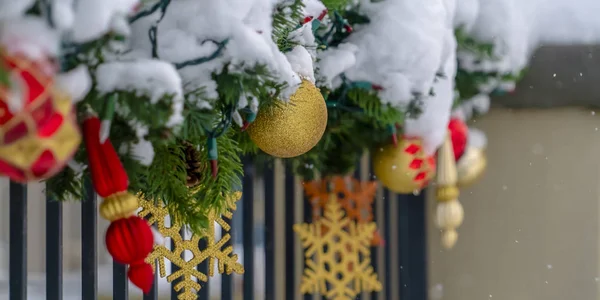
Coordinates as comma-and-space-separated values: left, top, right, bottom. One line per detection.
247, 80, 327, 158
436, 185, 460, 202
441, 229, 458, 249
100, 192, 138, 221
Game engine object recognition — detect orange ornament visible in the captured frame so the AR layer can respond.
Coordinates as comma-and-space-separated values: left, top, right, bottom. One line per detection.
0, 52, 80, 182
304, 176, 383, 246
372, 137, 435, 194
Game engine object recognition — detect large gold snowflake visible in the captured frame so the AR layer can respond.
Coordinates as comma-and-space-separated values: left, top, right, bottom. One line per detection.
294, 194, 382, 300
138, 192, 244, 300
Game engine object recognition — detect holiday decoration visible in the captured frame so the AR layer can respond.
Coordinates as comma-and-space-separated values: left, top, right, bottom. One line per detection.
82, 115, 154, 292
247, 79, 327, 158
0, 53, 80, 182
457, 145, 487, 187
138, 191, 244, 300
434, 133, 464, 249
182, 140, 204, 187
372, 137, 436, 194
448, 118, 468, 161
304, 176, 383, 246
294, 194, 382, 299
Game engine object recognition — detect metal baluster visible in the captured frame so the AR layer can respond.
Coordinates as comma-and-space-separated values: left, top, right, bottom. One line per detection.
46, 191, 62, 300
9, 181, 27, 300
284, 166, 296, 300
220, 215, 233, 300
242, 160, 255, 300
81, 179, 98, 300
113, 262, 128, 300
383, 190, 393, 300
264, 166, 276, 300
303, 190, 312, 300
197, 238, 209, 299
369, 161, 380, 300
354, 162, 362, 300
171, 231, 181, 300
398, 192, 427, 300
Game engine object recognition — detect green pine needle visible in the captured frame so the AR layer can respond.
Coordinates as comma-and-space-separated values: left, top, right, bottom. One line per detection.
272, 0, 304, 52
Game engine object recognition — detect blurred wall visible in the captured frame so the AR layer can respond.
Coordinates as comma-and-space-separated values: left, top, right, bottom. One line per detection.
428, 107, 600, 300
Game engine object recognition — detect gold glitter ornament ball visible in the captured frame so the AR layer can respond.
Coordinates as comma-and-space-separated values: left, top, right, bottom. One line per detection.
248, 80, 327, 158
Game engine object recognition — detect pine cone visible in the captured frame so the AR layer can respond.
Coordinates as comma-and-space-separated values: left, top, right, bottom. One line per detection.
183, 141, 204, 187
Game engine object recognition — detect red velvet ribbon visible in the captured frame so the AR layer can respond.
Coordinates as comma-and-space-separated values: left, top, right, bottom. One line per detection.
83, 115, 154, 293
82, 116, 128, 197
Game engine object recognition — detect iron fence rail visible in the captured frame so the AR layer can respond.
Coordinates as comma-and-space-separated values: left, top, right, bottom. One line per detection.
6, 158, 426, 300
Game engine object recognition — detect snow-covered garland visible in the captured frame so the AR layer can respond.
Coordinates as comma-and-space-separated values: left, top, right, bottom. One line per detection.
1, 0, 600, 279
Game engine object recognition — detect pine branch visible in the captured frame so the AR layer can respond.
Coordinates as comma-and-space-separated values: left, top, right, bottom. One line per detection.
321, 0, 354, 11
45, 167, 85, 201
135, 142, 211, 230
347, 88, 405, 126
455, 27, 495, 59
272, 0, 304, 52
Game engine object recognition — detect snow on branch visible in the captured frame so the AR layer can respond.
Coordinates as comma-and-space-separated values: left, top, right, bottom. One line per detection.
128, 0, 301, 101
405, 24, 458, 155
95, 59, 184, 127
344, 0, 447, 108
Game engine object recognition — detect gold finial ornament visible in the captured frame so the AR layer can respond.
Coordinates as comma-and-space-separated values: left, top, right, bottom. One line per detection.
247, 79, 327, 158
435, 132, 464, 249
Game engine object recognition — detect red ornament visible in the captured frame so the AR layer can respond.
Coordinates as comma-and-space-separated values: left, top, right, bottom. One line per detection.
106, 216, 155, 293
0, 52, 80, 182
83, 115, 154, 293
448, 118, 468, 161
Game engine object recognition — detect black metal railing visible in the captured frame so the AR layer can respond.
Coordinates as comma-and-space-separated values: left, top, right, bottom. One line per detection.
6, 157, 427, 299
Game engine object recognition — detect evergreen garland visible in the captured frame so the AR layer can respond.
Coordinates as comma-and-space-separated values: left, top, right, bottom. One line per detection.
43, 0, 288, 232
454, 27, 527, 107
279, 2, 423, 179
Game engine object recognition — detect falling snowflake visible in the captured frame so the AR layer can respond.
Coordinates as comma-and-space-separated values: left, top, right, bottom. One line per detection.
138, 192, 244, 300
294, 194, 382, 300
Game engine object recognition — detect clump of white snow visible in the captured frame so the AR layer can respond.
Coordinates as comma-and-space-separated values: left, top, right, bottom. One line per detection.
316, 43, 358, 89
0, 17, 60, 59
129, 0, 302, 103
70, 0, 139, 42
56, 65, 92, 103
95, 59, 184, 127
50, 0, 76, 30
453, 0, 479, 32
286, 45, 316, 83
404, 26, 457, 155
303, 0, 327, 19
344, 0, 446, 107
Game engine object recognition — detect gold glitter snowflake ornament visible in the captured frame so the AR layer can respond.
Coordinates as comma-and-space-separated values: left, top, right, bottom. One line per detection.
294, 194, 382, 300
138, 192, 244, 300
